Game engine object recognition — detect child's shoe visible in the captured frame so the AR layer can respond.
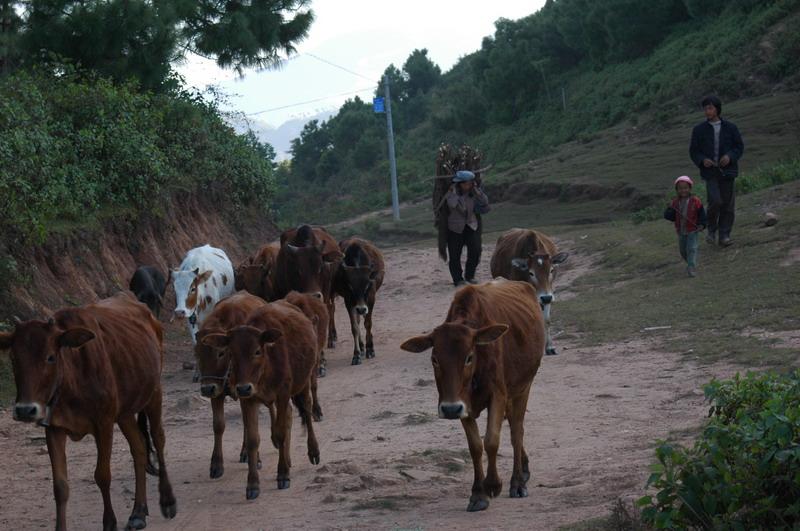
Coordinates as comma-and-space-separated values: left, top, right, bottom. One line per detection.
687, 266, 697, 277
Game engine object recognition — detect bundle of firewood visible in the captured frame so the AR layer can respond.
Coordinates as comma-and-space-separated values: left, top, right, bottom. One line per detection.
433, 144, 484, 261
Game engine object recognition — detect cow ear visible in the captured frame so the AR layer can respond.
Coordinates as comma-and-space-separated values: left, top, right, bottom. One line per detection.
59, 327, 96, 349
260, 328, 283, 346
474, 324, 509, 345
511, 258, 529, 272
196, 270, 213, 284
369, 269, 379, 281
400, 334, 433, 353
0, 331, 13, 350
201, 333, 229, 349
192, 267, 200, 275
552, 252, 569, 265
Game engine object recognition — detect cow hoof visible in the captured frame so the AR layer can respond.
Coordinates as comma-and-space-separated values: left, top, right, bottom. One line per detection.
192, 372, 200, 383
318, 366, 327, 378
125, 516, 146, 530
484, 478, 502, 498
467, 497, 489, 512
239, 452, 247, 463
366, 349, 375, 359
309, 452, 320, 465
312, 408, 323, 422
246, 486, 260, 500
160, 500, 177, 520
509, 485, 528, 498
545, 347, 558, 356
257, 458, 262, 470
209, 463, 224, 479
104, 517, 118, 531
327, 339, 336, 349
351, 354, 362, 366
145, 461, 158, 476
277, 478, 290, 490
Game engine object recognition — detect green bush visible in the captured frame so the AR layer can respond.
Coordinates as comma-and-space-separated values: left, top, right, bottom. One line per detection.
0, 69, 276, 242
638, 370, 800, 529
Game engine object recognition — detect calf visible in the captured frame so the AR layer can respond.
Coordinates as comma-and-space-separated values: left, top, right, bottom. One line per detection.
490, 228, 568, 355
284, 290, 327, 417
401, 279, 545, 512
235, 242, 280, 301
274, 225, 342, 351
129, 265, 167, 318
0, 292, 177, 530
171, 244, 235, 344
333, 238, 385, 366
194, 292, 273, 479
201, 300, 321, 500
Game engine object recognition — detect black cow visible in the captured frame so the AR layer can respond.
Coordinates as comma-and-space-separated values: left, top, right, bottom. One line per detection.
129, 266, 167, 318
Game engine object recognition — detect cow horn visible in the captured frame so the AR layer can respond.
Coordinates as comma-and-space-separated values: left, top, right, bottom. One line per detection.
12, 315, 22, 325
286, 244, 300, 253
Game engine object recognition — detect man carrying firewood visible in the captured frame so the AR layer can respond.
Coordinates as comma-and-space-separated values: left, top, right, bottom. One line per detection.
445, 170, 490, 286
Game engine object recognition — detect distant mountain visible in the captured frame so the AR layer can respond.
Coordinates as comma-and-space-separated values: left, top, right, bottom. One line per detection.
229, 110, 336, 160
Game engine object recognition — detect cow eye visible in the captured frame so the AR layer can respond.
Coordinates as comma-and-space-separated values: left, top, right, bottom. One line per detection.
217, 350, 225, 359
190, 286, 197, 293
253, 349, 262, 357
46, 354, 55, 364
465, 353, 474, 366
431, 355, 439, 368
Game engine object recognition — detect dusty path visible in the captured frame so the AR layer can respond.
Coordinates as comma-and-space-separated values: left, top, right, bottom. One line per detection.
0, 241, 745, 530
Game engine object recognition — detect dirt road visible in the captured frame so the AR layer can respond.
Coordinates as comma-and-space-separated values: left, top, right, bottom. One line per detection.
0, 241, 740, 530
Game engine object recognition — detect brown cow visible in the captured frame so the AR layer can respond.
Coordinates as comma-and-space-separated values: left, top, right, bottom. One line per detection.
194, 291, 278, 479
400, 279, 545, 512
490, 228, 568, 355
0, 292, 177, 530
235, 242, 280, 301
201, 300, 321, 500
284, 291, 327, 419
274, 224, 342, 355
333, 238, 385, 366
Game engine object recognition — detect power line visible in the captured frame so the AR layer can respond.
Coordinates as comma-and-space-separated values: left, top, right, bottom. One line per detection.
304, 52, 375, 82
246, 85, 378, 115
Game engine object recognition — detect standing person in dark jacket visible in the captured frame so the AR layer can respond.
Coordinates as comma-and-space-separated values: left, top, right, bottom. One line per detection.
689, 95, 744, 247
445, 170, 490, 286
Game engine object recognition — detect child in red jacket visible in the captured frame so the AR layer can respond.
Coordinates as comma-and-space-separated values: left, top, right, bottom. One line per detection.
664, 176, 707, 277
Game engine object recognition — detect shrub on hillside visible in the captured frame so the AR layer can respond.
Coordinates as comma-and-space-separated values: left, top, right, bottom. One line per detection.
638, 370, 800, 529
0, 69, 276, 241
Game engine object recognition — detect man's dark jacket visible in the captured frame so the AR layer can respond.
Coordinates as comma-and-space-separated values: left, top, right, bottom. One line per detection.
689, 120, 744, 179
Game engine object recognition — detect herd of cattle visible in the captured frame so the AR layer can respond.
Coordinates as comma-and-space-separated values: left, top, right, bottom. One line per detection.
0, 224, 567, 529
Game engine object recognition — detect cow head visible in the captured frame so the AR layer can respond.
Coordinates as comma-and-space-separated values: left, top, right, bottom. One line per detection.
0, 319, 95, 424
137, 291, 164, 319
202, 325, 282, 400
194, 328, 231, 399
171, 268, 213, 321
400, 322, 509, 419
239, 263, 272, 299
341, 264, 378, 315
510, 252, 568, 315
283, 241, 341, 296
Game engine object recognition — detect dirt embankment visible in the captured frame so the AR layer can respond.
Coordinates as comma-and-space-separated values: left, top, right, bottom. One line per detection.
1, 193, 278, 318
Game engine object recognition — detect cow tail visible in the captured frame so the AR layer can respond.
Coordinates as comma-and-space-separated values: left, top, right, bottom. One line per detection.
291, 393, 312, 428
138, 412, 159, 476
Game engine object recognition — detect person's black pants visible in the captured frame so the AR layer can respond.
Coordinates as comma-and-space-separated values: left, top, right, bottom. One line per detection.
705, 176, 735, 238
447, 226, 481, 284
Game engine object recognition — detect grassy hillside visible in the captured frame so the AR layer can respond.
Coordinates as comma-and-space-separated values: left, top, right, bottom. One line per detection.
276, 1, 800, 227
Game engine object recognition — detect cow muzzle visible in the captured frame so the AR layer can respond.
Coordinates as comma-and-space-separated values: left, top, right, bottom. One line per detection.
438, 401, 467, 420
539, 294, 553, 305
236, 383, 254, 398
355, 305, 368, 316
200, 384, 221, 398
13, 402, 43, 423
172, 309, 187, 322
310, 292, 323, 300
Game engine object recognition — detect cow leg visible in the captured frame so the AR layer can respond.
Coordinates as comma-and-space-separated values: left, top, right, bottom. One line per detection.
268, 401, 280, 450
210, 395, 226, 478
509, 386, 532, 498
461, 417, 488, 512
311, 367, 323, 422
241, 400, 262, 499
543, 305, 557, 355
347, 304, 362, 365
145, 390, 177, 520
275, 398, 292, 489
483, 398, 504, 499
326, 293, 337, 349
297, 386, 321, 465
364, 299, 376, 359
93, 424, 117, 531
317, 348, 328, 378
46, 427, 69, 531
237, 402, 262, 469
118, 415, 149, 530
137, 412, 158, 476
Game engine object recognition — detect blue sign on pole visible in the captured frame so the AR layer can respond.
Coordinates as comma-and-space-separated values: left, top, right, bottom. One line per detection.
373, 97, 385, 113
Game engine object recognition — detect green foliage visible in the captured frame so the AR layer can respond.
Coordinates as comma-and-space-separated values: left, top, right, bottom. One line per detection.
2, 0, 313, 90
638, 370, 800, 529
0, 69, 276, 241
735, 158, 800, 194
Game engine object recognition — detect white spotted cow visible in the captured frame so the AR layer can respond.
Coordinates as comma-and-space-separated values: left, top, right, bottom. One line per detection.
171, 244, 235, 344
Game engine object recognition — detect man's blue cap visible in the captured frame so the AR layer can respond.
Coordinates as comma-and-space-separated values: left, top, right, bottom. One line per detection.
453, 170, 475, 183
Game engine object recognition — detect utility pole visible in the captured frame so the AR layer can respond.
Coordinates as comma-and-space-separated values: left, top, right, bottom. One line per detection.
383, 75, 400, 221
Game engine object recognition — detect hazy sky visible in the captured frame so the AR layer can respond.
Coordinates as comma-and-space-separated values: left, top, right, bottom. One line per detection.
175, 1, 545, 127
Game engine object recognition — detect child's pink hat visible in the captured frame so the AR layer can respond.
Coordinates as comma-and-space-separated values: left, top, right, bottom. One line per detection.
674, 175, 693, 188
